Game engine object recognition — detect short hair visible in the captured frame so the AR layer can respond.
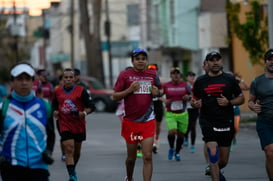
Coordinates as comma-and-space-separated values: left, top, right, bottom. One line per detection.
73, 68, 81, 76
186, 71, 196, 76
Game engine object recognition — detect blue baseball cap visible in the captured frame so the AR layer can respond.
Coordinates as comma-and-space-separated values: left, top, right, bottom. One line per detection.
131, 48, 148, 57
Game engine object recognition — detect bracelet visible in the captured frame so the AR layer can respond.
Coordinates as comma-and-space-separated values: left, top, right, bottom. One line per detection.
83, 111, 87, 116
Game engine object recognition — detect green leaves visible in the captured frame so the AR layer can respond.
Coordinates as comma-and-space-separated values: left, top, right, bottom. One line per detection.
226, 0, 268, 65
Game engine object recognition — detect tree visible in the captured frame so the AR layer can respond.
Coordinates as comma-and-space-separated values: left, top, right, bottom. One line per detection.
226, 0, 268, 65
0, 17, 28, 83
79, 0, 105, 85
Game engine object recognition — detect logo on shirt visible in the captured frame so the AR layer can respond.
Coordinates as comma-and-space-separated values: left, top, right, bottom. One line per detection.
204, 84, 226, 96
213, 127, 230, 132
61, 99, 78, 114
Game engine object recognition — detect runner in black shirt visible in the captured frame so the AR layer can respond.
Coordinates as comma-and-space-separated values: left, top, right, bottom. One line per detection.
191, 51, 244, 181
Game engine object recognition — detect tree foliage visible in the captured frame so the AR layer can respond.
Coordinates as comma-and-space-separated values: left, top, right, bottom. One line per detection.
0, 17, 29, 75
78, 0, 104, 86
226, 1, 268, 65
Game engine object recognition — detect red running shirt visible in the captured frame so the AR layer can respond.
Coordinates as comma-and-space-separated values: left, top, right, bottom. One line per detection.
54, 85, 86, 133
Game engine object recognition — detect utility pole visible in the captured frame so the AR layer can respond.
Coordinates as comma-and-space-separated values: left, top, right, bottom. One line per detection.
70, 0, 75, 68
105, 0, 113, 87
13, 0, 19, 62
42, 9, 47, 68
269, 0, 273, 48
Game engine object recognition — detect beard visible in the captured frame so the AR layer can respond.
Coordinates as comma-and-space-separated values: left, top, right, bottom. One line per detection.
210, 65, 222, 75
267, 67, 273, 73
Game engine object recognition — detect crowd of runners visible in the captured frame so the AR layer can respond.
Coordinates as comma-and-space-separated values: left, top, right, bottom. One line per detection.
1, 48, 273, 181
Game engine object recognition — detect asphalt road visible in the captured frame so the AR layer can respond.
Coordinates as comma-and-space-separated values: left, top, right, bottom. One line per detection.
49, 112, 267, 181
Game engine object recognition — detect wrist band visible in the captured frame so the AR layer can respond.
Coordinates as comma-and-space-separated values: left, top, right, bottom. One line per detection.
83, 111, 87, 116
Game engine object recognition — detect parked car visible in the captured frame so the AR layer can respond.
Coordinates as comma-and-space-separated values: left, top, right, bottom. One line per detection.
80, 76, 118, 112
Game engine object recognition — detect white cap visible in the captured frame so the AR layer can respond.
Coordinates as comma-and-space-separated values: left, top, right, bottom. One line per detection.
10, 64, 35, 77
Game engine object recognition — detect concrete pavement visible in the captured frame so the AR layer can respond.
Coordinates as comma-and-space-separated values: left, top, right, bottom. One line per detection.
49, 112, 267, 181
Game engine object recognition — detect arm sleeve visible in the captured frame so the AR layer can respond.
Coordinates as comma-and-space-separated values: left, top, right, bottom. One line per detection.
192, 81, 200, 99
52, 94, 59, 111
232, 78, 243, 97
81, 89, 96, 112
155, 72, 162, 88
45, 101, 55, 153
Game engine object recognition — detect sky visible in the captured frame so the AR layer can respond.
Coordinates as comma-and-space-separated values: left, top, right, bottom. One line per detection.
1, 0, 60, 16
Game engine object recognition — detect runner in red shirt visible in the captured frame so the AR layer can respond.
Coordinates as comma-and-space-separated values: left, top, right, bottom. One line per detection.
113, 48, 161, 181
32, 69, 54, 103
161, 67, 191, 161
52, 68, 96, 181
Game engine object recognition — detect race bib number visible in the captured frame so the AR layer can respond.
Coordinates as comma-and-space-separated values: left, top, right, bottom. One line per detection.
170, 101, 183, 111
134, 81, 152, 94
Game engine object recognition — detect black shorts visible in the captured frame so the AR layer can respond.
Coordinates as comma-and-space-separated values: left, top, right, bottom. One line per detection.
256, 116, 273, 150
153, 100, 164, 122
200, 118, 234, 147
60, 131, 86, 142
1, 164, 49, 181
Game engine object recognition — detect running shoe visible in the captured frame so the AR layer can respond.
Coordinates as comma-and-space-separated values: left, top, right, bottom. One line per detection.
136, 149, 143, 157
152, 143, 158, 154
61, 154, 66, 161
124, 176, 134, 181
205, 164, 210, 175
183, 138, 188, 147
232, 137, 237, 146
69, 175, 78, 181
190, 145, 195, 153
174, 153, 181, 161
219, 172, 226, 181
168, 148, 174, 160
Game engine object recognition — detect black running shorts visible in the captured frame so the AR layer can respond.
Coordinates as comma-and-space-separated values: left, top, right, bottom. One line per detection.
60, 131, 86, 142
200, 118, 234, 147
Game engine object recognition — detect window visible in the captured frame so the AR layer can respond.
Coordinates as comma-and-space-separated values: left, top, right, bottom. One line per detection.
127, 4, 140, 26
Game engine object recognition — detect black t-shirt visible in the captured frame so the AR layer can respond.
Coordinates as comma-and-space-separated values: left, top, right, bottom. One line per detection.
193, 72, 242, 122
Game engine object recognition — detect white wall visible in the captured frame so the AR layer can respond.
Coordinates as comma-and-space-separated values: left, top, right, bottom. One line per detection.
199, 12, 228, 49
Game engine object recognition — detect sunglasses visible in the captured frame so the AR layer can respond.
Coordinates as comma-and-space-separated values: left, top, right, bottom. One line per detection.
148, 64, 158, 70
170, 67, 180, 74
207, 57, 221, 61
171, 67, 180, 71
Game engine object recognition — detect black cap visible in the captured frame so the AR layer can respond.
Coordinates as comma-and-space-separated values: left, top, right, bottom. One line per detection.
74, 68, 81, 76
205, 51, 222, 61
264, 49, 273, 60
